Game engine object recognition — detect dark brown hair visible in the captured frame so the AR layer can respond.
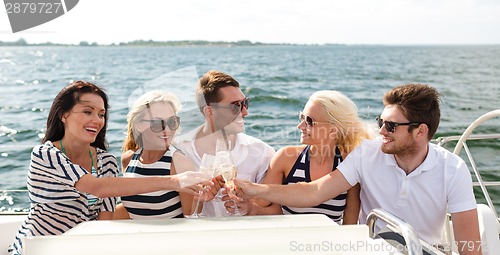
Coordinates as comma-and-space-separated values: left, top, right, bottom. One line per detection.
195, 70, 240, 114
42, 81, 109, 150
383, 83, 441, 140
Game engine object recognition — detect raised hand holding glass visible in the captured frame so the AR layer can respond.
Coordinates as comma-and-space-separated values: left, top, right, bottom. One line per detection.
216, 150, 243, 216
186, 154, 216, 218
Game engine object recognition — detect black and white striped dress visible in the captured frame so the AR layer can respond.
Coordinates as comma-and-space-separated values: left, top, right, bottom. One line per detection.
120, 148, 183, 219
281, 145, 347, 223
9, 141, 118, 255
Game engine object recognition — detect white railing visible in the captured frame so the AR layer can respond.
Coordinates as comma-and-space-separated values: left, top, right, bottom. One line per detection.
434, 109, 500, 220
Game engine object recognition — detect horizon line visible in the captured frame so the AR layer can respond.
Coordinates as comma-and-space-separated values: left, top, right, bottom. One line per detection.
1, 38, 499, 47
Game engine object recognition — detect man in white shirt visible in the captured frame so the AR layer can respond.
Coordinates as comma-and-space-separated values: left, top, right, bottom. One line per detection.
235, 84, 481, 255
175, 70, 275, 217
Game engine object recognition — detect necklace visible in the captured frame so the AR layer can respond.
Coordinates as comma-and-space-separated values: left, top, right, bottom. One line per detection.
60, 140, 96, 174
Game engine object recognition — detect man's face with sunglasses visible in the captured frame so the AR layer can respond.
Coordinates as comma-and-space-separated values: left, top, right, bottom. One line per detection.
209, 86, 249, 135
136, 102, 179, 150
378, 105, 420, 155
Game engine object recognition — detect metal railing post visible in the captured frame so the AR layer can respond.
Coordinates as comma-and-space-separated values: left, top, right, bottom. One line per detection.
367, 208, 423, 255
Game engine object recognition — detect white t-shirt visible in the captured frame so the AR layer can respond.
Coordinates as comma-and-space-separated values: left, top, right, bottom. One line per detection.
338, 139, 477, 244
174, 125, 275, 216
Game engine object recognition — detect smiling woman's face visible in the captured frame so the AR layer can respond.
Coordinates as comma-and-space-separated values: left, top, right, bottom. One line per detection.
136, 101, 178, 150
62, 93, 105, 144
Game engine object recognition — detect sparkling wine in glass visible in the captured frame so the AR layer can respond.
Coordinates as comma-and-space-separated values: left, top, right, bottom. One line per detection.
216, 150, 242, 216
213, 139, 231, 201
186, 154, 216, 218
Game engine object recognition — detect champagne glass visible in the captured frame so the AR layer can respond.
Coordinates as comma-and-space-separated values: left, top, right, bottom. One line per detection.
185, 154, 216, 218
213, 139, 231, 202
216, 150, 242, 216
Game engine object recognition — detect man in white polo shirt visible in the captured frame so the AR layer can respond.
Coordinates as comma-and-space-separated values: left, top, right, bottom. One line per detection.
235, 84, 481, 255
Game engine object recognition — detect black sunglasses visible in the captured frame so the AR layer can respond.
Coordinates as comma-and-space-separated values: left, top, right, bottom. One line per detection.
299, 111, 332, 128
143, 103, 180, 132
211, 97, 250, 115
376, 116, 420, 133
143, 116, 180, 132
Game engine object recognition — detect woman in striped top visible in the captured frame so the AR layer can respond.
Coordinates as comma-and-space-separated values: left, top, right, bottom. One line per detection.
113, 90, 196, 220
9, 82, 210, 255
247, 90, 374, 224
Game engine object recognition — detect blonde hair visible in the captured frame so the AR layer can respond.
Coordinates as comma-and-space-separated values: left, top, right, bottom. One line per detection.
122, 90, 181, 152
309, 90, 374, 154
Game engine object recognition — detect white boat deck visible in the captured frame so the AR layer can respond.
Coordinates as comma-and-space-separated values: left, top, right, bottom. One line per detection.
22, 214, 406, 255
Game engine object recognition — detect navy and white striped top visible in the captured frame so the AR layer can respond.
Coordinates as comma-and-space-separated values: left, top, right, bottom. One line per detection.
121, 147, 183, 219
282, 145, 347, 223
9, 141, 118, 255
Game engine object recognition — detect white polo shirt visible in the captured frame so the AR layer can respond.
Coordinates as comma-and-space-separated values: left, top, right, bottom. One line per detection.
338, 139, 477, 244
174, 125, 275, 217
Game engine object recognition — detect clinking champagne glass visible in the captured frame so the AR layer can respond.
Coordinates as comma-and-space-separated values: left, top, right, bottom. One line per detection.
186, 153, 216, 218
216, 150, 242, 216
213, 139, 231, 201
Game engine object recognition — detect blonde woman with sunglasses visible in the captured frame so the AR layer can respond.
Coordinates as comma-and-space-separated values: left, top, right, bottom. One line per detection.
245, 90, 374, 224
113, 90, 201, 220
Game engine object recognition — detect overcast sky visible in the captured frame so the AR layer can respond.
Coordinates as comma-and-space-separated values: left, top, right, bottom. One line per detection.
1, 0, 500, 45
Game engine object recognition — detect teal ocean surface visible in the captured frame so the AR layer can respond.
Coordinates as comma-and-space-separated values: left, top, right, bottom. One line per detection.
1, 45, 499, 213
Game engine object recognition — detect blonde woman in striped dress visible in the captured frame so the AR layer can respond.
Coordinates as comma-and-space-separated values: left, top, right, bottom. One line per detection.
114, 90, 198, 219
245, 90, 374, 224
